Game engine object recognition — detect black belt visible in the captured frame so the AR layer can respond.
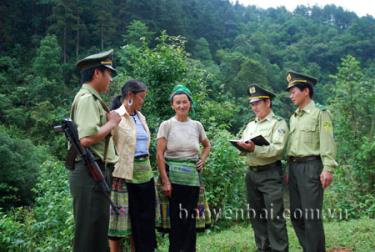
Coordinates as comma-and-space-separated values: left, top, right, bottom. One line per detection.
288, 155, 320, 163
134, 154, 149, 160
249, 160, 281, 172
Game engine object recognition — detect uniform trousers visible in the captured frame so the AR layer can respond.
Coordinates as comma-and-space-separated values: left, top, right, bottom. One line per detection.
289, 158, 325, 252
245, 162, 288, 252
69, 160, 112, 252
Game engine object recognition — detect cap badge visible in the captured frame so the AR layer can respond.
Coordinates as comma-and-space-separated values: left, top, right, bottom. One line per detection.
287, 73, 292, 82
249, 87, 256, 94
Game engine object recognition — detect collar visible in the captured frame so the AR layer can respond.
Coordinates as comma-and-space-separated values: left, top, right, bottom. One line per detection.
114, 105, 139, 118
82, 83, 102, 101
114, 104, 127, 116
295, 100, 315, 116
255, 111, 274, 123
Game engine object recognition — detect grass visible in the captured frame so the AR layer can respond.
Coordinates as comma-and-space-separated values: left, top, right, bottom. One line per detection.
156, 218, 375, 251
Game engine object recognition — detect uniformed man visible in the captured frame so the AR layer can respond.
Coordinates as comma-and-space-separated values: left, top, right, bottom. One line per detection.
237, 84, 289, 252
286, 71, 337, 252
70, 49, 121, 252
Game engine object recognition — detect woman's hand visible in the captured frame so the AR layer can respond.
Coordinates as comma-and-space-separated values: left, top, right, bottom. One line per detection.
162, 179, 172, 197
196, 158, 205, 172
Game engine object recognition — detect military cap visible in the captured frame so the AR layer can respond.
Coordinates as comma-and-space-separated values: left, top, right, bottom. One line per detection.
286, 70, 317, 90
248, 83, 275, 103
76, 49, 116, 73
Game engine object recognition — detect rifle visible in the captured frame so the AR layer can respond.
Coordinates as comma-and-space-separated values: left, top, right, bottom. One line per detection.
54, 118, 119, 215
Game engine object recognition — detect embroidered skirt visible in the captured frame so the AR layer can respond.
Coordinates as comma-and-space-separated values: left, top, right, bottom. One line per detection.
156, 176, 211, 233
108, 177, 131, 238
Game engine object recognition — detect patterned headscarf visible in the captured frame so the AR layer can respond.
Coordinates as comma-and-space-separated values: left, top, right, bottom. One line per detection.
169, 84, 195, 115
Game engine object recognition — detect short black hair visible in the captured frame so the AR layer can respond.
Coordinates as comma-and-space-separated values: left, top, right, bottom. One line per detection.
294, 83, 314, 98
80, 65, 107, 84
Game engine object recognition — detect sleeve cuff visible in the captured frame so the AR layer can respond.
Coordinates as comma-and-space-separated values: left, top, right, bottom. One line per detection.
78, 126, 99, 139
323, 166, 334, 173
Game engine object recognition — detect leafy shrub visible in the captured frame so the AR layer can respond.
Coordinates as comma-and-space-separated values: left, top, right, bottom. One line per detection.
203, 127, 247, 227
0, 126, 48, 209
0, 160, 73, 251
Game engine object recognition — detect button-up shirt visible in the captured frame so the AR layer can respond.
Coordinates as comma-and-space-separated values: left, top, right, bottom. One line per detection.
71, 84, 118, 164
112, 105, 151, 179
242, 111, 289, 166
287, 100, 338, 172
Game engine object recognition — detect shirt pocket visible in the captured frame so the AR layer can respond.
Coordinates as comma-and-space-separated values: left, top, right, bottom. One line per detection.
300, 122, 318, 145
259, 127, 272, 141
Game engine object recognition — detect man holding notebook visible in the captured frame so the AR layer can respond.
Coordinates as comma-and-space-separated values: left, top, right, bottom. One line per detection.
237, 83, 289, 252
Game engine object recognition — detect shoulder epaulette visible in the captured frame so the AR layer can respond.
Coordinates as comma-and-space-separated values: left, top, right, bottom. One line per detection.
274, 115, 284, 121
315, 103, 327, 111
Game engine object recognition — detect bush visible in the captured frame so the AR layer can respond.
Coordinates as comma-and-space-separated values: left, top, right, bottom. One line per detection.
0, 125, 49, 209
0, 160, 73, 251
203, 127, 247, 227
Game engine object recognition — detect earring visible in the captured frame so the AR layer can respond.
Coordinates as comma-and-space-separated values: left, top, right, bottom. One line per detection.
128, 99, 133, 106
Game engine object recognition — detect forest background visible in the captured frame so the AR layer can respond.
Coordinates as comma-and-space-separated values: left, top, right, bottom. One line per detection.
0, 0, 374, 250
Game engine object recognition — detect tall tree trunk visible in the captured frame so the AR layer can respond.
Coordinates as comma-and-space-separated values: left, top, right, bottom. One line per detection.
76, 15, 80, 59
63, 24, 67, 64
101, 24, 104, 50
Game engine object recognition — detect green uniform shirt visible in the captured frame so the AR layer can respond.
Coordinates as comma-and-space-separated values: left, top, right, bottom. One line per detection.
71, 84, 118, 164
287, 100, 337, 172
242, 111, 289, 166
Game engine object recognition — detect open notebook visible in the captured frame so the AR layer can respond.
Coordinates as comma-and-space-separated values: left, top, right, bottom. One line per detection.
229, 135, 269, 152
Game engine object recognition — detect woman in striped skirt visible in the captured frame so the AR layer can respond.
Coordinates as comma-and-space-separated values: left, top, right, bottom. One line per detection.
109, 80, 156, 252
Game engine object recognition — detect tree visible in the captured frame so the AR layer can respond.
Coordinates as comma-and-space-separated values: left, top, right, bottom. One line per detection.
0, 127, 48, 209
330, 55, 375, 192
123, 20, 155, 47
192, 37, 213, 62
28, 35, 63, 104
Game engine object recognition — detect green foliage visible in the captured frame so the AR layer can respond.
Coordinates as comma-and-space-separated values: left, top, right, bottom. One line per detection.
28, 35, 63, 105
123, 20, 155, 47
0, 126, 49, 209
0, 160, 73, 251
192, 37, 213, 62
203, 128, 246, 214
156, 219, 375, 251
324, 55, 375, 218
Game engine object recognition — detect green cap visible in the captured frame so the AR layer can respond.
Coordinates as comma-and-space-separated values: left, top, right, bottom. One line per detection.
286, 70, 317, 90
76, 49, 116, 73
248, 83, 275, 103
170, 84, 193, 102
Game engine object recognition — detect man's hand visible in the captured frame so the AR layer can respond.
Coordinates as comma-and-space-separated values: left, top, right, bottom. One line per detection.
320, 171, 333, 189
237, 140, 255, 152
107, 111, 121, 127
284, 174, 288, 185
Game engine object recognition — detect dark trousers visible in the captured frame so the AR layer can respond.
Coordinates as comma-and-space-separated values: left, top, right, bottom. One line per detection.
126, 179, 157, 252
69, 160, 111, 252
245, 163, 289, 252
289, 159, 325, 252
169, 184, 200, 252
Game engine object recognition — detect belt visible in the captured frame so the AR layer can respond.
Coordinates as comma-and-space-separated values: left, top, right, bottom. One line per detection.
249, 160, 281, 172
288, 155, 320, 163
134, 154, 149, 160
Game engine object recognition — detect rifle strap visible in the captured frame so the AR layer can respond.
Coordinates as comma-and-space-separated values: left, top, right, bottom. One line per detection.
97, 99, 111, 168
